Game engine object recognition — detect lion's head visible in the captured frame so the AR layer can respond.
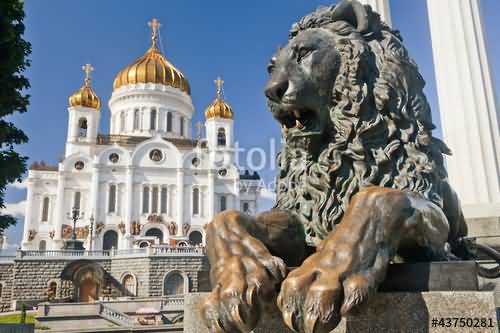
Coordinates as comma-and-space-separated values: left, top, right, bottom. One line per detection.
266, 0, 451, 246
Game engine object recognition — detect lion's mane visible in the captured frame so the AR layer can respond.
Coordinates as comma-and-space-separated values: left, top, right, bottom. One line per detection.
274, 5, 451, 244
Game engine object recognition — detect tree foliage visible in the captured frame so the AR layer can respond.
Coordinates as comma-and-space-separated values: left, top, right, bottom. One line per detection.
0, 0, 31, 232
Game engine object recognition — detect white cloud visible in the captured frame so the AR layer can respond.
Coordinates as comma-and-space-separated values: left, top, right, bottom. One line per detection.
7, 180, 27, 190
2, 200, 26, 218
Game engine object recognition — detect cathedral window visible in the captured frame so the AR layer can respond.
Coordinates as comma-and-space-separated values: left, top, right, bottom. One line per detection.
242, 202, 250, 213
133, 109, 140, 130
108, 185, 117, 213
161, 187, 167, 214
39, 240, 46, 251
192, 187, 200, 215
74, 191, 81, 210
41, 197, 50, 222
166, 112, 172, 132
142, 186, 150, 214
150, 108, 157, 130
220, 195, 227, 212
180, 117, 185, 137
120, 112, 126, 132
217, 128, 227, 146
78, 118, 88, 137
152, 186, 159, 213
163, 272, 185, 295
122, 274, 137, 296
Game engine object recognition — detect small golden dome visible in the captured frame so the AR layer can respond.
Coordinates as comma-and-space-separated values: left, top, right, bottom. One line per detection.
205, 77, 233, 120
69, 64, 101, 110
112, 18, 190, 94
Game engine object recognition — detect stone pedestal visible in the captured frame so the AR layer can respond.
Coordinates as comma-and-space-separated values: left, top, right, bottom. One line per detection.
184, 291, 498, 333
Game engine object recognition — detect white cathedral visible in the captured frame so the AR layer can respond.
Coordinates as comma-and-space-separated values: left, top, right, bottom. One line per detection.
21, 19, 261, 251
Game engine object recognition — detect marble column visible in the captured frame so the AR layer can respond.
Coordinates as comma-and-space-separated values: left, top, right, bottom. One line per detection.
89, 164, 100, 250
208, 170, 215, 220
176, 169, 184, 236
54, 172, 66, 246
358, 0, 392, 26
21, 179, 34, 248
427, 0, 500, 220
124, 166, 134, 245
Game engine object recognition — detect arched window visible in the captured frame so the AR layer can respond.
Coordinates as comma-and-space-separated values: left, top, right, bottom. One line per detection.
48, 281, 57, 301
243, 202, 250, 213
41, 197, 50, 222
145, 228, 163, 244
120, 112, 126, 132
150, 108, 157, 130
160, 187, 167, 214
163, 272, 185, 295
74, 191, 81, 210
166, 112, 172, 132
133, 109, 140, 130
192, 188, 199, 215
103, 230, 118, 250
217, 128, 226, 146
180, 117, 184, 137
189, 231, 203, 246
108, 185, 116, 213
78, 118, 88, 138
152, 186, 159, 213
39, 240, 46, 251
220, 195, 227, 212
139, 241, 149, 248
142, 186, 149, 214
122, 274, 136, 296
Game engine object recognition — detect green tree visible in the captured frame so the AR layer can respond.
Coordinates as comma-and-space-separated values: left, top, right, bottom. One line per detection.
0, 0, 31, 232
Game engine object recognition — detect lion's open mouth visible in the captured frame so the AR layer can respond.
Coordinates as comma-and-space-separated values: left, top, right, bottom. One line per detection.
275, 107, 321, 137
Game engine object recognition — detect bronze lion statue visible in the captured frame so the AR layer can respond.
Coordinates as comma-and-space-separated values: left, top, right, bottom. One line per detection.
201, 1, 470, 332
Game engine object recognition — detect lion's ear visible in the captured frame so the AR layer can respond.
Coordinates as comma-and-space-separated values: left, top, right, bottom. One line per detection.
331, 0, 369, 33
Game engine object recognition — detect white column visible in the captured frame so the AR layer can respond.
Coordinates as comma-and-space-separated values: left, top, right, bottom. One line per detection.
167, 186, 172, 217
427, 0, 500, 219
233, 178, 240, 212
208, 170, 215, 220
54, 172, 66, 245
176, 169, 184, 235
89, 165, 100, 250
21, 179, 35, 248
358, 0, 392, 26
125, 167, 134, 240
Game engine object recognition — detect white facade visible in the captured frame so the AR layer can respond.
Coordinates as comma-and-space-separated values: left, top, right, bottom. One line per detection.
22, 71, 260, 252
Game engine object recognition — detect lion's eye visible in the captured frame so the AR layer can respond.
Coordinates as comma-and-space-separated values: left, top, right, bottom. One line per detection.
297, 48, 313, 63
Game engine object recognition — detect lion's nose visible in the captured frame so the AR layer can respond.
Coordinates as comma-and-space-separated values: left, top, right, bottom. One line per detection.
265, 80, 289, 102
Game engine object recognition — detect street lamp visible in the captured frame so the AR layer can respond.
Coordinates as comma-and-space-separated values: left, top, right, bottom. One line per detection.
63, 207, 85, 251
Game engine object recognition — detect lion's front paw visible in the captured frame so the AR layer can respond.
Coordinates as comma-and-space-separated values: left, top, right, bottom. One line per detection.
277, 247, 388, 333
202, 255, 287, 333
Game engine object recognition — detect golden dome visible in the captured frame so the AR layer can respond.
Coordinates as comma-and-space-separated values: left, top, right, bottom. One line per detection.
69, 64, 101, 110
112, 18, 190, 94
205, 77, 234, 120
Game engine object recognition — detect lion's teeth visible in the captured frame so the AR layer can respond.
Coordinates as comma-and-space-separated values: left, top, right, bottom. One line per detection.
295, 119, 304, 129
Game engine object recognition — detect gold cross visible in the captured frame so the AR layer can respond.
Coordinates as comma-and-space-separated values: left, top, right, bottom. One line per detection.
214, 76, 224, 99
195, 121, 204, 141
82, 63, 94, 87
148, 18, 161, 49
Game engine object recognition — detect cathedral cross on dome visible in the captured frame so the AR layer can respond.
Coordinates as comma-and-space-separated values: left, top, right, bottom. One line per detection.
148, 18, 161, 49
215, 76, 224, 99
82, 63, 94, 87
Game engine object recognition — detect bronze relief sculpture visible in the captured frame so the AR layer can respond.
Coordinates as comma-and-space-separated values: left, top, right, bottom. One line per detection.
202, 1, 472, 332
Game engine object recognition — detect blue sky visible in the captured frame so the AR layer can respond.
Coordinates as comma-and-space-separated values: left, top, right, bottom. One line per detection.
3, 0, 500, 246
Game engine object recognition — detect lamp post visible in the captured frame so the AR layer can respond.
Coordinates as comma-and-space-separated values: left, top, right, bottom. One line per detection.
89, 214, 95, 252
63, 207, 85, 251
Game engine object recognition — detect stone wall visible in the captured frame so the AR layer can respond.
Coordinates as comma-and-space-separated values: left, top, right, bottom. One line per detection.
148, 256, 209, 296
109, 256, 150, 297
0, 262, 14, 312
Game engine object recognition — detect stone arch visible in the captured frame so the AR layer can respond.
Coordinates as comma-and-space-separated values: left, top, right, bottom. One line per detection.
103, 230, 118, 250
47, 279, 59, 301
217, 127, 227, 146
162, 270, 189, 296
188, 230, 203, 246
39, 239, 47, 251
61, 260, 105, 303
78, 117, 88, 137
121, 273, 137, 297
130, 137, 181, 168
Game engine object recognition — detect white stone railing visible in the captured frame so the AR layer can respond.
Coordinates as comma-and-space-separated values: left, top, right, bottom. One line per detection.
99, 303, 135, 327
17, 246, 205, 258
161, 296, 184, 309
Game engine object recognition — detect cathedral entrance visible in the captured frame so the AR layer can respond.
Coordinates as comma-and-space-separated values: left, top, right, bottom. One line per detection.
145, 228, 163, 244
79, 277, 97, 302
61, 260, 104, 303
